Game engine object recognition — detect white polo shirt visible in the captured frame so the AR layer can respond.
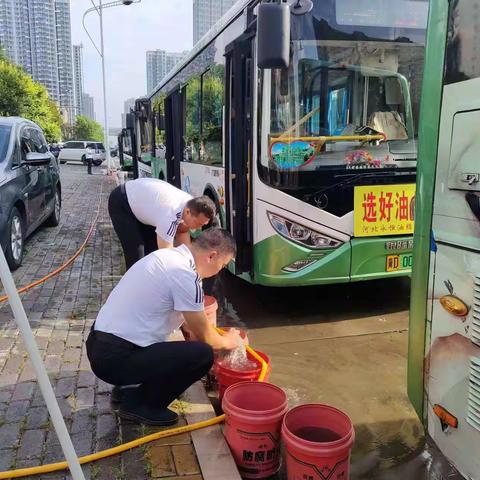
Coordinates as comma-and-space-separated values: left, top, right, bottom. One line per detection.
125, 178, 192, 243
94, 245, 204, 347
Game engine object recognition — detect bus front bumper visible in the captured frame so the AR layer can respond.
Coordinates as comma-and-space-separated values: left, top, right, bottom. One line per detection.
252, 234, 413, 287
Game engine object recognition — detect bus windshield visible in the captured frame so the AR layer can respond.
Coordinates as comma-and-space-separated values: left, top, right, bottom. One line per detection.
260, 0, 426, 178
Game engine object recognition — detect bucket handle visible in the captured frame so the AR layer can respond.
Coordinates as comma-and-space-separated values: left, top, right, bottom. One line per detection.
216, 327, 269, 382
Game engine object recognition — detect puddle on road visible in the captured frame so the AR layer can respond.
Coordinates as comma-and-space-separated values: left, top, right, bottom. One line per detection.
207, 272, 463, 479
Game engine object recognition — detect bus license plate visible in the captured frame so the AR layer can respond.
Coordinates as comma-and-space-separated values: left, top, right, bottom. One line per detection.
386, 254, 413, 272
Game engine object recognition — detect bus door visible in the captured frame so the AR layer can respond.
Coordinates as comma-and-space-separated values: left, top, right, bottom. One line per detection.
164, 88, 184, 188
225, 33, 254, 275
118, 132, 124, 167
126, 112, 139, 178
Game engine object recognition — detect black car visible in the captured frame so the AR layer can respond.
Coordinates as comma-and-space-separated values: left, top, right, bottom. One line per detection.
0, 117, 61, 269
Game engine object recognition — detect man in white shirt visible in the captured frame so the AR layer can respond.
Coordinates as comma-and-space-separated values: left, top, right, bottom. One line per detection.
108, 178, 216, 269
86, 228, 240, 426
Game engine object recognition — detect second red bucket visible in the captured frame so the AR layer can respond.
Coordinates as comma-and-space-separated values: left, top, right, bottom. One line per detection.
223, 381, 288, 479
282, 404, 355, 480
182, 295, 218, 341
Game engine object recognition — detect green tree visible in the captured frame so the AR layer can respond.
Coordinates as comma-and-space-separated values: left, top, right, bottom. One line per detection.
0, 56, 63, 142
73, 115, 104, 142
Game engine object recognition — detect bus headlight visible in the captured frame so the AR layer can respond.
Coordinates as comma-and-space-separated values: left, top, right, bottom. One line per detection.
267, 212, 343, 250
310, 232, 332, 247
290, 224, 310, 241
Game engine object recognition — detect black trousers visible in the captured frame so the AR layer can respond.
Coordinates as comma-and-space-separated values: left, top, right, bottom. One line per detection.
108, 184, 157, 270
86, 329, 214, 408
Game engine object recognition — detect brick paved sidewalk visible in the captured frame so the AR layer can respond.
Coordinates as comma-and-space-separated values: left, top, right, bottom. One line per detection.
0, 166, 239, 480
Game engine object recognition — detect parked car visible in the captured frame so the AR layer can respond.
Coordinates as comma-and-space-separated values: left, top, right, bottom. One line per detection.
110, 145, 118, 157
58, 141, 106, 166
0, 117, 61, 269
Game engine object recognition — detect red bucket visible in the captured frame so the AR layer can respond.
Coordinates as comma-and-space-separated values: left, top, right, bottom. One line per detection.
282, 404, 355, 480
214, 350, 270, 402
182, 295, 218, 341
223, 381, 288, 479
204, 295, 218, 323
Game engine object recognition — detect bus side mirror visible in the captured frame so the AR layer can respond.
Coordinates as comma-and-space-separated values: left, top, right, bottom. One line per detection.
257, 2, 290, 69
126, 113, 135, 130
157, 115, 165, 131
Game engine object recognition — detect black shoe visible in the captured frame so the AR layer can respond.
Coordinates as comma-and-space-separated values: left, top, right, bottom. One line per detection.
111, 385, 140, 404
117, 403, 179, 426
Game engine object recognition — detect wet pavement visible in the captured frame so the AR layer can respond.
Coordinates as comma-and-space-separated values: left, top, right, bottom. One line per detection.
210, 273, 464, 479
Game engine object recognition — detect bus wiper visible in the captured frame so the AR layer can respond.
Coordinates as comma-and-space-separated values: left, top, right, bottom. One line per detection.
313, 170, 410, 196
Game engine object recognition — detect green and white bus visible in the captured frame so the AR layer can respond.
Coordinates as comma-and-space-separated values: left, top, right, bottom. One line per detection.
134, 0, 428, 286
409, 0, 480, 477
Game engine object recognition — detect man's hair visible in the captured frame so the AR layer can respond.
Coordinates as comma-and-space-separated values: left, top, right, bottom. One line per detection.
186, 196, 216, 220
193, 228, 237, 257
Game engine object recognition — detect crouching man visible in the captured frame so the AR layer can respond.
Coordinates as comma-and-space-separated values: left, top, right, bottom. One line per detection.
86, 228, 240, 426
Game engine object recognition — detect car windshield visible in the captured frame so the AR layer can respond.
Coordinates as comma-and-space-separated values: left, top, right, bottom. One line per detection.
97, 143, 105, 150
0, 126, 11, 162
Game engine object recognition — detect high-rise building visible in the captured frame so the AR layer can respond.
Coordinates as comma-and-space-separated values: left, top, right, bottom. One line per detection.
146, 50, 186, 94
73, 44, 84, 117
122, 97, 135, 128
0, 0, 74, 122
56, 0, 74, 122
82, 93, 95, 121
193, 0, 236, 44
0, 0, 17, 62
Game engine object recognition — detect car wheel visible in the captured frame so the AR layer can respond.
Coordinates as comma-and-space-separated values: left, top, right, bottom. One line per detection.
5, 207, 24, 270
45, 188, 61, 227
60, 160, 66, 165
93, 160, 102, 166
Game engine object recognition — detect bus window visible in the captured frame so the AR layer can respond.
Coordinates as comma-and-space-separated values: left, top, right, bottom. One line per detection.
153, 93, 166, 153
139, 117, 153, 164
263, 41, 424, 175
184, 76, 201, 162
327, 87, 348, 135
201, 66, 224, 166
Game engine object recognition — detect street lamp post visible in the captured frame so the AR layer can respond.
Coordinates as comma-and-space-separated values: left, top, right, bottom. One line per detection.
82, 0, 141, 174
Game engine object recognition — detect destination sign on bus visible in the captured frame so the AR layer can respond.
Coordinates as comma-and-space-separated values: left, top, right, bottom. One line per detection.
354, 184, 416, 237
336, 0, 428, 29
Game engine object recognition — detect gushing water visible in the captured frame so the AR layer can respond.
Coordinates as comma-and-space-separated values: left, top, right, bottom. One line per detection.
218, 336, 257, 371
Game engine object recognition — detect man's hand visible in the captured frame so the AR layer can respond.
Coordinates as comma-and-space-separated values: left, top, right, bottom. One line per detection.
182, 311, 241, 351
220, 328, 242, 350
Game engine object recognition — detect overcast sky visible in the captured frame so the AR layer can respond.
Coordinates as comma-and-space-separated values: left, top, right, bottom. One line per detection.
70, 0, 193, 130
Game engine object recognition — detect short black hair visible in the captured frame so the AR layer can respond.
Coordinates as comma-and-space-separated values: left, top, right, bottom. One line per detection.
186, 196, 216, 220
193, 228, 237, 257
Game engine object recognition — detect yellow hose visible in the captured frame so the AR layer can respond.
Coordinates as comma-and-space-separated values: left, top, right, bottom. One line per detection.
0, 336, 268, 478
